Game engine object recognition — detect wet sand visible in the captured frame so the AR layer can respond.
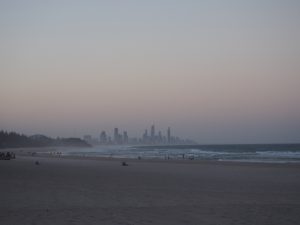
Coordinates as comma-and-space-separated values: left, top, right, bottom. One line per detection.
1, 152, 300, 225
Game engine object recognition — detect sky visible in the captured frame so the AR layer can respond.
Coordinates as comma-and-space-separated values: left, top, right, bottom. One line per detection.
0, 0, 300, 144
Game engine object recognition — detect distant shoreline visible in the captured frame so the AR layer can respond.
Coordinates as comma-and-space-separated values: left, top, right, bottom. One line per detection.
2, 146, 300, 166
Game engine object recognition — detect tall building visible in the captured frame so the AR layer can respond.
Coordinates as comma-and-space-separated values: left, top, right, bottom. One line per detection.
114, 128, 119, 143
123, 131, 128, 144
143, 129, 148, 143
158, 131, 162, 143
167, 127, 171, 144
100, 131, 107, 144
151, 124, 155, 140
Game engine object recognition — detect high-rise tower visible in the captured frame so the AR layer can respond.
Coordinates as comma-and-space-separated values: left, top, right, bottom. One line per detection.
100, 131, 107, 144
158, 131, 163, 143
151, 124, 155, 142
167, 127, 171, 144
114, 128, 119, 143
143, 129, 148, 143
123, 131, 128, 144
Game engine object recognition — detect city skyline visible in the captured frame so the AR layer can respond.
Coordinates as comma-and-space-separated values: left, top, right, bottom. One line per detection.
83, 125, 196, 145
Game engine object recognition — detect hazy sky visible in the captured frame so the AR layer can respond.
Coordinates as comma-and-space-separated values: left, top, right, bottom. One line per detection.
1, 0, 300, 143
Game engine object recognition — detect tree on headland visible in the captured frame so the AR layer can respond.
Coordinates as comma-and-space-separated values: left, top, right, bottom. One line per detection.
0, 131, 91, 149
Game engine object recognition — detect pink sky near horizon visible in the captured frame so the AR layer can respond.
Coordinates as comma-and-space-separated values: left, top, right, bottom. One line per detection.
1, 0, 300, 143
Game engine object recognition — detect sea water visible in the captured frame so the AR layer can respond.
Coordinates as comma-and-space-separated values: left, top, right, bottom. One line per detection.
60, 144, 300, 163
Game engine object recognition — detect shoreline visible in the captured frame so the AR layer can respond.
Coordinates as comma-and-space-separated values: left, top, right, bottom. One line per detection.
2, 146, 300, 167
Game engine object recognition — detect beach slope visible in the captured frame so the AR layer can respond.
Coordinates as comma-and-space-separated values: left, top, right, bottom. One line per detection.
1, 156, 300, 225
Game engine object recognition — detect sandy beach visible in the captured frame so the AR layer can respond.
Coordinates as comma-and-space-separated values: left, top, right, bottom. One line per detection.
1, 151, 300, 225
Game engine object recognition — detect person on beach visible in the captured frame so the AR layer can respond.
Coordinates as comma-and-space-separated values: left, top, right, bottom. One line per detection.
0, 152, 15, 160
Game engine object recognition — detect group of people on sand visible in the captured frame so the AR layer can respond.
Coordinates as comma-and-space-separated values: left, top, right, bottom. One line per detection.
0, 152, 16, 160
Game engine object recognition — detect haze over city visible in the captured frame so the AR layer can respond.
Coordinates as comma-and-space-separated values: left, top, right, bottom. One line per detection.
1, 0, 300, 143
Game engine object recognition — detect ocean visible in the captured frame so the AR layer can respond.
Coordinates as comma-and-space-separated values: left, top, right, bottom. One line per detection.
59, 144, 300, 163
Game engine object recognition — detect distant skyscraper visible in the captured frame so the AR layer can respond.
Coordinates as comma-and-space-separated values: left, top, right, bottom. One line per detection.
100, 131, 107, 144
158, 131, 162, 142
151, 124, 155, 141
114, 128, 119, 143
123, 131, 128, 144
143, 129, 148, 143
167, 127, 171, 144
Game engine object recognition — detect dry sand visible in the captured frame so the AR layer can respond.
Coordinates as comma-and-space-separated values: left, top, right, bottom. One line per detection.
1, 150, 300, 225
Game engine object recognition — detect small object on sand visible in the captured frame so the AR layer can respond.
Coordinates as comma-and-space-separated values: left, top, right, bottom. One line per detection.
122, 161, 128, 166
35, 161, 40, 165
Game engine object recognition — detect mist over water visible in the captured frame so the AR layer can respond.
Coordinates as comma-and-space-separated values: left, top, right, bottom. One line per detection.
56, 144, 300, 163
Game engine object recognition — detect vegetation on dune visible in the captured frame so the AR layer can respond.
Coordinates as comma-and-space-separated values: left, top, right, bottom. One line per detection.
0, 131, 91, 149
